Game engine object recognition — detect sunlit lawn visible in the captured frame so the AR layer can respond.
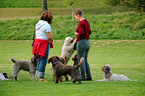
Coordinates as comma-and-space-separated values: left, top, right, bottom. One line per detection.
0, 40, 145, 96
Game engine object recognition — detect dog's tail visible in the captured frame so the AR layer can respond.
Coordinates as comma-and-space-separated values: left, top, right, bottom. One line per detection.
77, 57, 84, 68
9, 58, 16, 63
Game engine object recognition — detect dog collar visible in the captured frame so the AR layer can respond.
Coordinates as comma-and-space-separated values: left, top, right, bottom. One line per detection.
53, 61, 59, 65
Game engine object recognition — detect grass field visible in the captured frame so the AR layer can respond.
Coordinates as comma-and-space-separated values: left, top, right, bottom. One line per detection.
0, 12, 144, 40
0, 40, 145, 96
0, 1, 145, 95
0, 0, 137, 20
1, 0, 144, 40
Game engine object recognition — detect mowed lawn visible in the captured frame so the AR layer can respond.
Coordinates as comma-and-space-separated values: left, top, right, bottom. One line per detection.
0, 40, 145, 96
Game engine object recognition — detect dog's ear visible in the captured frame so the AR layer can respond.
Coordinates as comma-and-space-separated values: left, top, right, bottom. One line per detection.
31, 57, 34, 63
55, 56, 61, 61
31, 55, 35, 63
31, 55, 37, 64
59, 57, 66, 64
102, 65, 105, 72
3, 73, 8, 78
48, 57, 52, 63
107, 65, 111, 71
65, 37, 71, 46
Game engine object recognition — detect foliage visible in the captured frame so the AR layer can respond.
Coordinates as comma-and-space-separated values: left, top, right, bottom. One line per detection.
0, 0, 42, 8
61, 0, 79, 8
105, 0, 145, 11
0, 12, 144, 40
61, 0, 79, 20
129, 0, 145, 10
0, 0, 137, 18
0, 40, 145, 96
105, 0, 120, 6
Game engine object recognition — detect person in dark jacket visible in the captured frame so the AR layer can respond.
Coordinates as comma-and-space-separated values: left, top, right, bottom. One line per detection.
74, 8, 92, 81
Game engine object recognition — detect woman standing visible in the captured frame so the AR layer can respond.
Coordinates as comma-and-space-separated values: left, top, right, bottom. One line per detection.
32, 10, 53, 82
74, 8, 92, 81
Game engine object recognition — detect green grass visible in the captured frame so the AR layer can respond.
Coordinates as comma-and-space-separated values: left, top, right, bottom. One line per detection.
1, 0, 143, 40
0, 40, 145, 96
0, 12, 144, 40
0, 0, 137, 20
0, 0, 129, 9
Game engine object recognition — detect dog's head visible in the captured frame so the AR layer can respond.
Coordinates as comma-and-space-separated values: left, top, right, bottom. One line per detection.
31, 55, 38, 65
59, 57, 66, 65
48, 56, 66, 65
65, 37, 74, 46
102, 65, 111, 73
72, 54, 78, 66
2, 73, 9, 78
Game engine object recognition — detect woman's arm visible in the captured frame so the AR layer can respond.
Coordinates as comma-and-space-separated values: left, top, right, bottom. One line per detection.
47, 32, 53, 43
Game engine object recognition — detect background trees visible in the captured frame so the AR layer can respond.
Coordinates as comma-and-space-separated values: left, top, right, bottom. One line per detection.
42, 0, 47, 11
62, 0, 79, 20
105, 0, 145, 11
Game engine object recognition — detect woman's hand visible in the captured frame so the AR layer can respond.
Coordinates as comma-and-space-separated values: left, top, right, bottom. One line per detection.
47, 32, 53, 43
74, 32, 79, 36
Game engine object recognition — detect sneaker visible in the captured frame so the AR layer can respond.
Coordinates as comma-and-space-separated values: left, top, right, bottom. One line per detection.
86, 78, 92, 81
39, 78, 48, 82
81, 79, 86, 81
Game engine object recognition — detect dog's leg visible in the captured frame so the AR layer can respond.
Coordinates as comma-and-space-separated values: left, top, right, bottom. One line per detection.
73, 79, 76, 83
64, 75, 69, 81
73, 78, 81, 84
76, 76, 81, 84
53, 73, 55, 81
55, 75, 61, 84
59, 76, 63, 82
15, 76, 18, 81
10, 75, 14, 80
71, 39, 76, 48
78, 79, 81, 84
15, 71, 20, 81
11, 69, 20, 81
30, 72, 35, 81
11, 73, 18, 81
34, 72, 36, 80
55, 75, 58, 84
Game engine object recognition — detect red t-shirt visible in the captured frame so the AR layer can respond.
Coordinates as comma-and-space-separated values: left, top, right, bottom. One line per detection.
76, 19, 91, 42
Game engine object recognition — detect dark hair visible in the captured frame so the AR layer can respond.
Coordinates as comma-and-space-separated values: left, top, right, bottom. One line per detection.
74, 8, 83, 16
40, 10, 53, 24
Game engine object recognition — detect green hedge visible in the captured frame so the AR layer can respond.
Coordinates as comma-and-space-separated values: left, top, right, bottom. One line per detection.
0, 12, 144, 40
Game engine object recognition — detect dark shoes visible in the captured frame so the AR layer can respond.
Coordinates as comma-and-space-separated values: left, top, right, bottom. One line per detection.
81, 78, 92, 81
86, 78, 92, 81
81, 79, 86, 81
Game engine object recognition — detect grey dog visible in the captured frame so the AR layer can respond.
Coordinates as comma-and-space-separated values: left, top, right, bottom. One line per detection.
9, 56, 37, 81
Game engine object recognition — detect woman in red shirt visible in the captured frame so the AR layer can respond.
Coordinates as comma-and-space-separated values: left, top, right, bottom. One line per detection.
74, 9, 92, 81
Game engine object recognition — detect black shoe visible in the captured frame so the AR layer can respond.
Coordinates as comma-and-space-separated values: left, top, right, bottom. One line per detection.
81, 79, 86, 81
86, 78, 92, 81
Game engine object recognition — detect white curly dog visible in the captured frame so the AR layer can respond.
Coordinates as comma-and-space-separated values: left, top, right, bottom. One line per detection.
97, 65, 137, 81
60, 37, 76, 64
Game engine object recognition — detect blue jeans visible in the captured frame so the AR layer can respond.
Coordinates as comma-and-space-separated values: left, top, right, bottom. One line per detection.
36, 44, 49, 78
77, 39, 92, 80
